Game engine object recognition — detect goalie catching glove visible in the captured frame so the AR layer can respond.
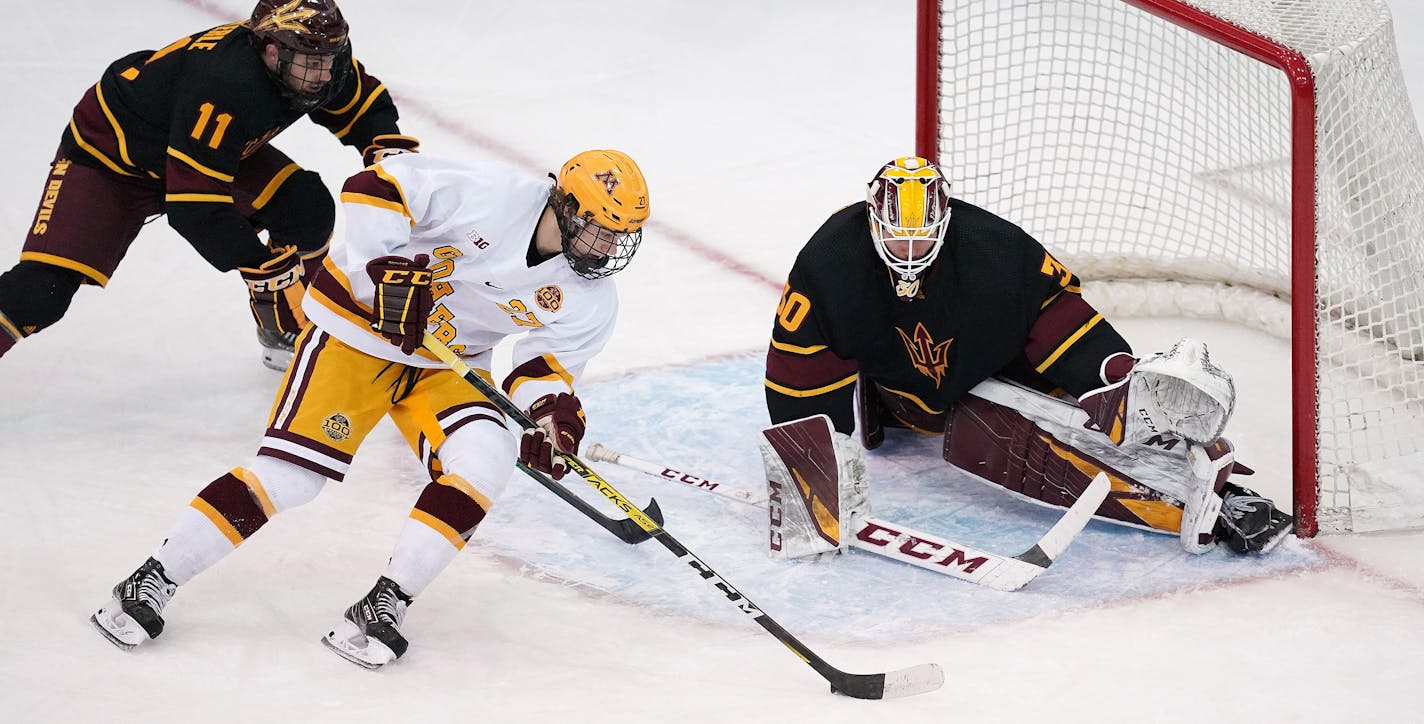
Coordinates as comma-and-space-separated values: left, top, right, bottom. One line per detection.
362, 134, 420, 166
365, 254, 432, 355
519, 392, 586, 480
1078, 337, 1236, 446
239, 245, 307, 334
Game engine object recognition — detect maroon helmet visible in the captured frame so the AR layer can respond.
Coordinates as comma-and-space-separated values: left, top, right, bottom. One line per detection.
249, 0, 351, 110
250, 0, 349, 54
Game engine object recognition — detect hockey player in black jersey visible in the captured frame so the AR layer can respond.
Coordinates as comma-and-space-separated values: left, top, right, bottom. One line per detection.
0, 0, 419, 370
763, 156, 1292, 556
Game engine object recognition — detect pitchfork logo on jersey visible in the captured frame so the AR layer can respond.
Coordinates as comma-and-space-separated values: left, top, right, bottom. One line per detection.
594, 171, 619, 195
534, 285, 563, 312
896, 322, 953, 387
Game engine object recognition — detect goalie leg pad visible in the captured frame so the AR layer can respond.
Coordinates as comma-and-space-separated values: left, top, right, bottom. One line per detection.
945, 380, 1228, 537
1181, 441, 1234, 554
760, 415, 870, 560
855, 374, 886, 450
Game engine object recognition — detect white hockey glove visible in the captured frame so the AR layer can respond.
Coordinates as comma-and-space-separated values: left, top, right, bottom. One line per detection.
759, 415, 870, 560
1079, 337, 1236, 446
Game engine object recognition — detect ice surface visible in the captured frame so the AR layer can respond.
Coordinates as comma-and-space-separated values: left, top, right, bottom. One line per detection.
1, 2, 1421, 722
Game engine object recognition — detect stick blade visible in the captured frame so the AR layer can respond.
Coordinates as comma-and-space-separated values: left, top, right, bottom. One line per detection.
881, 662, 945, 699
1028, 472, 1111, 562
831, 662, 944, 700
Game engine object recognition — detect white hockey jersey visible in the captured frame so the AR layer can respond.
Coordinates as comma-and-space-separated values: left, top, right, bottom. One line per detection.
303, 153, 619, 407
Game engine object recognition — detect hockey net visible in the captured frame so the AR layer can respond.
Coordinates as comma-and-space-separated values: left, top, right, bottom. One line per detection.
916, 0, 1424, 536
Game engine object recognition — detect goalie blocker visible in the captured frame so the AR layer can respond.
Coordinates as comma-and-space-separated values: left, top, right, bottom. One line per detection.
758, 414, 870, 560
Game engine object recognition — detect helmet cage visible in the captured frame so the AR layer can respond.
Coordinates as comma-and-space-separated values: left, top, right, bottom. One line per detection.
271, 43, 351, 111
551, 187, 643, 279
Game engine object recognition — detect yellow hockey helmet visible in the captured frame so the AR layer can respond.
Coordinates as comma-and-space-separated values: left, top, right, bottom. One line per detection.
551, 150, 650, 279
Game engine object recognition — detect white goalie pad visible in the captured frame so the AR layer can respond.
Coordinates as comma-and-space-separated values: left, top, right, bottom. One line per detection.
759, 415, 870, 560
1124, 337, 1237, 445
959, 376, 1243, 551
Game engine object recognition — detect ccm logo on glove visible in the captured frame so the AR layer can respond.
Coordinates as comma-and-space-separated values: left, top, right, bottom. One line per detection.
365, 254, 433, 355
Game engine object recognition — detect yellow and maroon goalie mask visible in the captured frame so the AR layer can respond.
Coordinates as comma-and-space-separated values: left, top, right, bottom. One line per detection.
866, 156, 953, 300
551, 149, 650, 280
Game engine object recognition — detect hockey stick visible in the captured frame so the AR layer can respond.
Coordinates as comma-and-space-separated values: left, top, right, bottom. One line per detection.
585, 443, 1110, 592
424, 333, 944, 700
419, 336, 660, 545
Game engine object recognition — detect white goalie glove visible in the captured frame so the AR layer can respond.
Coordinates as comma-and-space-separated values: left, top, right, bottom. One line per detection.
758, 415, 870, 560
1078, 337, 1236, 446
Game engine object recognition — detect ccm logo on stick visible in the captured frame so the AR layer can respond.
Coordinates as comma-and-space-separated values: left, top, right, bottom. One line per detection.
855, 520, 990, 574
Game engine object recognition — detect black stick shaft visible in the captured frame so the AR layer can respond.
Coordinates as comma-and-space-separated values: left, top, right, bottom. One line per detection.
423, 333, 895, 698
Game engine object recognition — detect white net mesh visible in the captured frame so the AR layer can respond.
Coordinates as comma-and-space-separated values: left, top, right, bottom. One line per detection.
932, 0, 1424, 533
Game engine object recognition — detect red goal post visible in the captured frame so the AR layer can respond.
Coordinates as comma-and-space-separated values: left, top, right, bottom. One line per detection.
916, 0, 1424, 537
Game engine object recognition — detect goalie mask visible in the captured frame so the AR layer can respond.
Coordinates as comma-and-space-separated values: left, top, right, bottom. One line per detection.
250, 0, 352, 112
550, 149, 650, 279
866, 156, 953, 300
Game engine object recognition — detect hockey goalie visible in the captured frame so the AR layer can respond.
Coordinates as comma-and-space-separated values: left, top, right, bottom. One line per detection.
760, 156, 1293, 561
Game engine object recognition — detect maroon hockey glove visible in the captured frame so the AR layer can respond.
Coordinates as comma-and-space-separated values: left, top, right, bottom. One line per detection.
365, 254, 432, 355
362, 134, 421, 166
1077, 352, 1137, 445
239, 245, 307, 334
518, 392, 586, 480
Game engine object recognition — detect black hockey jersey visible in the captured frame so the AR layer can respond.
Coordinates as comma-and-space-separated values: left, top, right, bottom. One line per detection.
59, 22, 402, 270
765, 200, 1130, 434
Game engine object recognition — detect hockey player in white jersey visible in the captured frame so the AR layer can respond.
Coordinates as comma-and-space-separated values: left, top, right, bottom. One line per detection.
91, 149, 650, 668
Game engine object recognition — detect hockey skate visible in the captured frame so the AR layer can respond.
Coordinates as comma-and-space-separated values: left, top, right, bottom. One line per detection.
256, 328, 296, 371
90, 557, 177, 650
1216, 482, 1294, 553
321, 577, 413, 670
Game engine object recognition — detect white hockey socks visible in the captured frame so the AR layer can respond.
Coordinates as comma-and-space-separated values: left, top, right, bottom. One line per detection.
150, 459, 326, 584
150, 505, 236, 585
381, 515, 462, 598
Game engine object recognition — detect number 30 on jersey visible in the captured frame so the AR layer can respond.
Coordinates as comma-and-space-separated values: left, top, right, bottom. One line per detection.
776, 284, 811, 333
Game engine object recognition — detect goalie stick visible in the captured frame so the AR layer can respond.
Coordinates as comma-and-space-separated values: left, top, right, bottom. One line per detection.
424, 333, 944, 700
420, 337, 661, 545
584, 443, 1110, 592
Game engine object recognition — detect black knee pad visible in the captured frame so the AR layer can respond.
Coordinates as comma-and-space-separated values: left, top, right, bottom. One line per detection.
252, 169, 335, 254
0, 260, 85, 332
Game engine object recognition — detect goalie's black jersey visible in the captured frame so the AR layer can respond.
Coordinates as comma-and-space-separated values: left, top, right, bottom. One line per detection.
765, 200, 1130, 434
